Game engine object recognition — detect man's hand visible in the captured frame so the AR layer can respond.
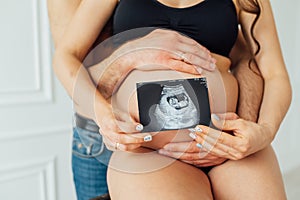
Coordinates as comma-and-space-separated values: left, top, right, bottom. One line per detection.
125, 29, 217, 72
89, 29, 216, 99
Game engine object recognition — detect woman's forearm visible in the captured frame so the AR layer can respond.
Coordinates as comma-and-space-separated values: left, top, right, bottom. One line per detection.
53, 49, 110, 120
257, 75, 292, 140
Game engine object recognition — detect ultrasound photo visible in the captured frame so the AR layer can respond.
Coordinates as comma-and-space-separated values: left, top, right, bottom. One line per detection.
136, 78, 211, 133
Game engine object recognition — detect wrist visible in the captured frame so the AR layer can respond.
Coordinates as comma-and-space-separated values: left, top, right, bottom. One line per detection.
96, 51, 136, 99
92, 91, 110, 123
259, 122, 277, 142
115, 49, 137, 72
110, 43, 138, 72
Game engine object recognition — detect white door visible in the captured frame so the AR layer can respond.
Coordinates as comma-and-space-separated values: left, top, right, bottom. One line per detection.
0, 0, 75, 199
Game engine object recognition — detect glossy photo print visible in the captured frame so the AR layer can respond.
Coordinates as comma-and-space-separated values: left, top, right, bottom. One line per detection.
136, 78, 211, 133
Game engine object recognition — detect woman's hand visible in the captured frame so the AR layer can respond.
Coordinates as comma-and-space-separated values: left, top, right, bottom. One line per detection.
191, 113, 275, 160
94, 101, 153, 152
158, 141, 227, 167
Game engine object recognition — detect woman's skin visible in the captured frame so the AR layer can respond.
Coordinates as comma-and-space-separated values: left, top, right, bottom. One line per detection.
99, 50, 236, 200
105, 53, 235, 169
108, 53, 237, 148
50, 0, 218, 150
47, 0, 264, 150
104, 0, 289, 199
106, 11, 287, 197
159, 0, 291, 166
49, 0, 291, 199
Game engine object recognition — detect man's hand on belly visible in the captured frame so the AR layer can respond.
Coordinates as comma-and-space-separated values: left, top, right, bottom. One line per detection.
89, 29, 217, 99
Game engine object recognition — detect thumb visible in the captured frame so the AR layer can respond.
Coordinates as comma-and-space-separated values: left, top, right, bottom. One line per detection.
211, 113, 240, 131
213, 112, 239, 120
113, 109, 144, 133
117, 120, 144, 133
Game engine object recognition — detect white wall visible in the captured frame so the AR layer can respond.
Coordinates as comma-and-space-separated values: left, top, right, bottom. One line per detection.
271, 0, 300, 174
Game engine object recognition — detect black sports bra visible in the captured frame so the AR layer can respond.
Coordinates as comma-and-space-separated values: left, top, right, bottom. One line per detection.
113, 0, 238, 57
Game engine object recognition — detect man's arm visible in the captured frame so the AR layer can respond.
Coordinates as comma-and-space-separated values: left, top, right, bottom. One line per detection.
88, 28, 217, 99
230, 29, 264, 122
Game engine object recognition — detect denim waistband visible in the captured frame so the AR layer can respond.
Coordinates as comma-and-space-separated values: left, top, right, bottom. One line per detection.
74, 113, 99, 132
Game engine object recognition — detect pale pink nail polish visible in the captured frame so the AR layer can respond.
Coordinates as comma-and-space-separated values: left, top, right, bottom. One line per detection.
195, 126, 203, 132
136, 124, 144, 131
189, 132, 197, 139
210, 63, 216, 70
196, 67, 203, 74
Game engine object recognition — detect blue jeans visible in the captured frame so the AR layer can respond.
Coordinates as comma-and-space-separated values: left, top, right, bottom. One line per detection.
72, 126, 112, 200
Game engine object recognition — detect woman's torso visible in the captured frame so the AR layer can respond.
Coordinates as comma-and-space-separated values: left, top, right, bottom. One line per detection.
112, 53, 238, 149
76, 0, 239, 148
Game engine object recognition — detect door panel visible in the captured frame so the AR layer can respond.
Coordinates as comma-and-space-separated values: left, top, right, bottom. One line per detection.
0, 0, 75, 199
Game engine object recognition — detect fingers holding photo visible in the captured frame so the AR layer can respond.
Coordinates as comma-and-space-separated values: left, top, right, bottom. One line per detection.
189, 121, 245, 160
95, 104, 153, 152
103, 135, 142, 152
188, 112, 274, 161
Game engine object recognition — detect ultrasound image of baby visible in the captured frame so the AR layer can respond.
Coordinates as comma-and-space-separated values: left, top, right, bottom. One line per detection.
136, 78, 211, 133
154, 84, 198, 129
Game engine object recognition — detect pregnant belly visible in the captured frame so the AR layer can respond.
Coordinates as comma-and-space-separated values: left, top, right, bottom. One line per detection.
112, 57, 238, 150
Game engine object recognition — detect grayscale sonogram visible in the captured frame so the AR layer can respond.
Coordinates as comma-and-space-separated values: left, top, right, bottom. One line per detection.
136, 78, 211, 133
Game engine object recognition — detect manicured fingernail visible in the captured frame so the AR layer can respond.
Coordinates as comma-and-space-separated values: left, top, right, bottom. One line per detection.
210, 63, 216, 69
143, 135, 152, 142
212, 114, 220, 121
196, 67, 203, 74
189, 132, 197, 139
188, 128, 196, 132
136, 124, 144, 131
195, 126, 203, 132
196, 143, 203, 149
158, 149, 166, 155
